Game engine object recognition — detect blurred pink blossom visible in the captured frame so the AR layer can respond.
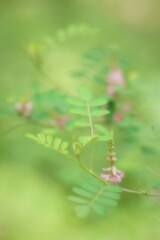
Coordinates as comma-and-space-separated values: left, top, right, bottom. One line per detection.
113, 112, 123, 122
106, 68, 125, 86
101, 166, 124, 183
106, 68, 126, 96
15, 101, 33, 117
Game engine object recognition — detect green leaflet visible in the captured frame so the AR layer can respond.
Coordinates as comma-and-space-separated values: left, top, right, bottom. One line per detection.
97, 197, 118, 207
70, 109, 88, 115
26, 131, 69, 154
74, 121, 90, 127
26, 133, 40, 143
55, 24, 98, 44
61, 141, 69, 152
46, 135, 52, 145
106, 185, 123, 193
94, 124, 112, 141
33, 89, 69, 114
91, 109, 110, 116
94, 124, 110, 135
37, 133, 46, 144
78, 87, 92, 101
67, 97, 86, 106
80, 183, 101, 193
68, 89, 111, 144
53, 138, 62, 149
98, 135, 112, 141
91, 97, 108, 106
78, 135, 97, 145
72, 187, 93, 198
90, 203, 105, 216
68, 196, 88, 204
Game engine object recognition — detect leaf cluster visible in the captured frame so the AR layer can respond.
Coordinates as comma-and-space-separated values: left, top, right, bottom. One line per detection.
68, 87, 112, 141
26, 131, 69, 155
69, 178, 122, 217
73, 46, 131, 84
32, 89, 69, 120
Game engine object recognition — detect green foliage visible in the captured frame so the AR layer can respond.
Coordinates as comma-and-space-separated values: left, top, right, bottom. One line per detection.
72, 46, 131, 84
69, 178, 122, 217
26, 24, 99, 69
72, 47, 109, 83
26, 88, 113, 162
26, 132, 69, 155
78, 87, 93, 101
55, 24, 99, 43
25, 89, 123, 218
68, 87, 111, 141
33, 89, 69, 115
94, 124, 112, 141
72, 135, 98, 157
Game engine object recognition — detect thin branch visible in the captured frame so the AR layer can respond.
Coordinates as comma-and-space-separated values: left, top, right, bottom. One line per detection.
65, 152, 160, 198
122, 187, 160, 197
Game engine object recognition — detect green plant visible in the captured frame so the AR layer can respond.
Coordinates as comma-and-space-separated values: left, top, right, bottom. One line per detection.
26, 88, 160, 218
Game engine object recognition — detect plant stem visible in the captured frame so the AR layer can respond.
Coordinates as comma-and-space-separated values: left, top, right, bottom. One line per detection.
73, 159, 160, 198
89, 141, 94, 171
51, 144, 160, 198
122, 187, 160, 197
86, 101, 95, 171
86, 101, 94, 137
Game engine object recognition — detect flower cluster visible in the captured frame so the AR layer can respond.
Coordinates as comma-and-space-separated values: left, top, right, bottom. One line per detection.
101, 139, 124, 183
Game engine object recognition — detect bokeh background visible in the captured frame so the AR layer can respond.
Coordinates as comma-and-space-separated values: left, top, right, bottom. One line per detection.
0, 0, 160, 239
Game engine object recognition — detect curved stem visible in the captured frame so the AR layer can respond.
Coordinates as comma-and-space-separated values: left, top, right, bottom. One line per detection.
49, 142, 160, 198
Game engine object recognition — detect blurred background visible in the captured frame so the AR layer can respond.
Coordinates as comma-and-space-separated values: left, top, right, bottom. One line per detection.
0, 0, 160, 239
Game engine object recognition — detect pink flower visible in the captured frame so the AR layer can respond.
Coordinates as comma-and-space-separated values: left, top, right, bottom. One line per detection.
15, 101, 33, 117
106, 68, 125, 86
113, 112, 123, 122
101, 166, 124, 183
